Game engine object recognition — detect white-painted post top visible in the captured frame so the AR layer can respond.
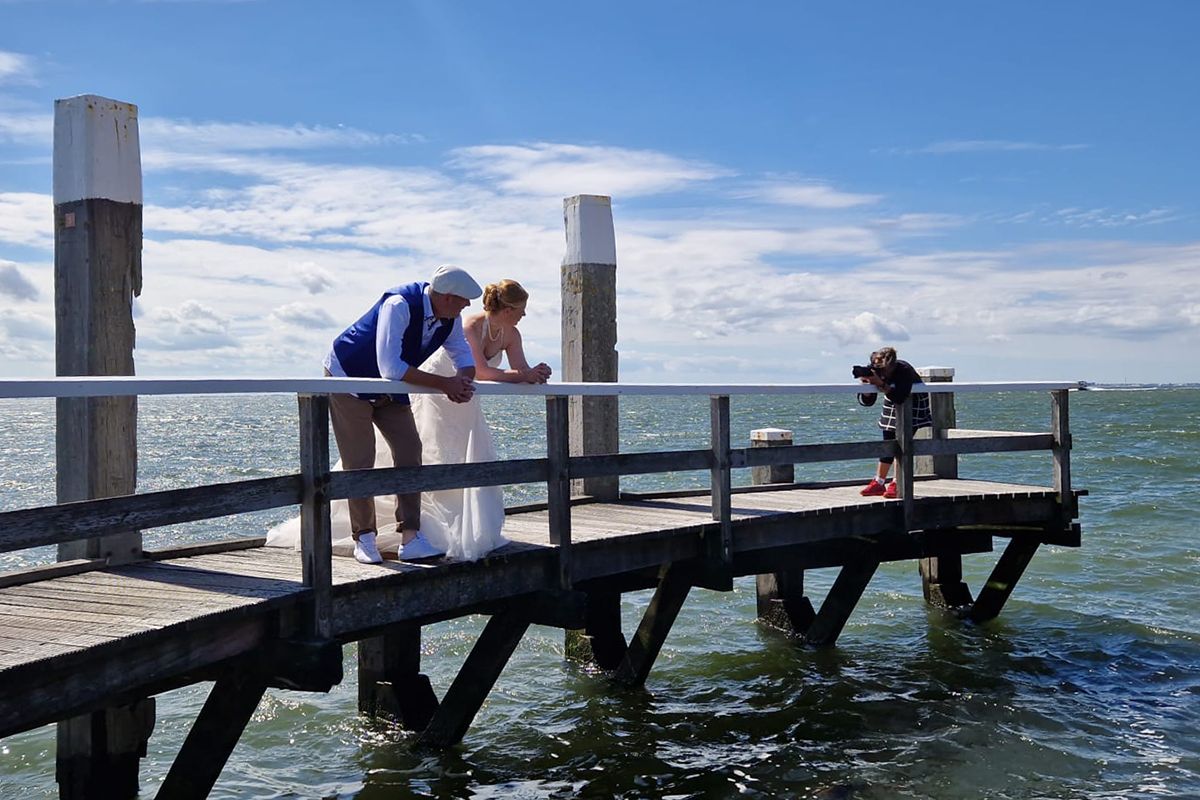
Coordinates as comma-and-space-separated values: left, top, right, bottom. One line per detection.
918, 366, 956, 381
751, 428, 793, 442
563, 194, 616, 266
53, 95, 143, 205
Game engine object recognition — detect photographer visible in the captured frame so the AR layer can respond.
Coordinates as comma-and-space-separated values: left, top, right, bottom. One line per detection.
855, 347, 932, 497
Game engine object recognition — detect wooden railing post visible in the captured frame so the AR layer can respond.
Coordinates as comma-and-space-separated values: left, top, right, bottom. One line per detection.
546, 395, 573, 589
709, 395, 733, 565
298, 393, 332, 640
1051, 389, 1074, 522
894, 398, 914, 530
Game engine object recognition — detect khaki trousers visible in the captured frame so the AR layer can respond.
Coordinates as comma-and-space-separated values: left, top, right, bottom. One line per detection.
328, 388, 422, 537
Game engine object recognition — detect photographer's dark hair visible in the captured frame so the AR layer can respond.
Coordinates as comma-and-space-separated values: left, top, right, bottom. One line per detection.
870, 347, 897, 371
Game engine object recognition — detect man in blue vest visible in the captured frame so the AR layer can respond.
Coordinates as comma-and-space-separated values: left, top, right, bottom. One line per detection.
325, 265, 482, 564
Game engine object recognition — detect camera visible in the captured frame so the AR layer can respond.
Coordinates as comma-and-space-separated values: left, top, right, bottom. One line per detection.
852, 365, 877, 380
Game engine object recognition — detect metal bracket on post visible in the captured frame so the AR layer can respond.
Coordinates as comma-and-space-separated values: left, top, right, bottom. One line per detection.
546, 395, 573, 589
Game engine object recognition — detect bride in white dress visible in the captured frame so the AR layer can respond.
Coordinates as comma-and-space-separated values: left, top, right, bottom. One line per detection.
266, 279, 551, 561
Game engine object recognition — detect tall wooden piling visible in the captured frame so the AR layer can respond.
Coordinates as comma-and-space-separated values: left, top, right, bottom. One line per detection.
561, 194, 619, 500
52, 95, 152, 799
561, 197, 623, 663
914, 367, 971, 608
750, 428, 815, 635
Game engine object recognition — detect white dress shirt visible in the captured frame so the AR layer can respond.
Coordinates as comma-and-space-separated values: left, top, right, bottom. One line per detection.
325, 286, 473, 379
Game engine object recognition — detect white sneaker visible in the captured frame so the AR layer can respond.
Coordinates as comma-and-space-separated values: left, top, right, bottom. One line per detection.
353, 532, 383, 564
399, 532, 444, 561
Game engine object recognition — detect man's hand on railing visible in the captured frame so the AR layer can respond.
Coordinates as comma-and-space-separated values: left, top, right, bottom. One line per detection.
443, 374, 476, 403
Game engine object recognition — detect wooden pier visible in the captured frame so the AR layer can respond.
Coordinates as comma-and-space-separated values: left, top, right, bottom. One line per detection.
0, 377, 1082, 799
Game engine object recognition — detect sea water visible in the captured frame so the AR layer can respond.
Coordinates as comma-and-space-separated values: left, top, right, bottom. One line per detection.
0, 388, 1197, 799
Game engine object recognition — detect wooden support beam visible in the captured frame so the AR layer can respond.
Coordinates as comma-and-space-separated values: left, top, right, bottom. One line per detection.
417, 609, 530, 747
969, 538, 1041, 624
918, 554, 974, 609
546, 395, 573, 589
565, 590, 628, 671
155, 674, 267, 800
56, 699, 155, 800
561, 194, 619, 500
804, 559, 880, 646
264, 638, 342, 692
299, 393, 333, 639
756, 570, 816, 635
358, 625, 438, 731
614, 563, 692, 687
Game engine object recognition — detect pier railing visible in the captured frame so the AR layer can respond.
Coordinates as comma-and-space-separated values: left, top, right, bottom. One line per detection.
0, 378, 1079, 638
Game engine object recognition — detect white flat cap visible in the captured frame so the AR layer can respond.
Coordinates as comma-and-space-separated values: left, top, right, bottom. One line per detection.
429, 265, 482, 299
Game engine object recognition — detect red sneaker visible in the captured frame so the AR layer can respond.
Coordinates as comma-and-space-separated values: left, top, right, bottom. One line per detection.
884, 481, 898, 499
860, 480, 886, 496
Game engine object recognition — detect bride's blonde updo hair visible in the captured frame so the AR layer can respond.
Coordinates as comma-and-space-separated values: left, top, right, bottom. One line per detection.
482, 279, 529, 313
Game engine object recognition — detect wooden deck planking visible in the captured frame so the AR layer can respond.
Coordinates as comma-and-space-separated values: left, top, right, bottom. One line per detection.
0, 477, 1067, 734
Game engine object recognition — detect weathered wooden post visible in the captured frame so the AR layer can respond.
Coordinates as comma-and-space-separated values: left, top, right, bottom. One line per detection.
914, 367, 956, 478
561, 196, 626, 668
749, 427, 793, 486
561, 194, 618, 500
53, 94, 154, 800
751, 428, 816, 635
914, 367, 972, 608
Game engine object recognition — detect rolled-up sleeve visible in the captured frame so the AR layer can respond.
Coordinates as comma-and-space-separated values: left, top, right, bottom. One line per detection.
441, 318, 474, 370
376, 295, 412, 380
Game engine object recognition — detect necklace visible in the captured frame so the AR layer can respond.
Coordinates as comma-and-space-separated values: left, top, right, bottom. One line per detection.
485, 316, 504, 343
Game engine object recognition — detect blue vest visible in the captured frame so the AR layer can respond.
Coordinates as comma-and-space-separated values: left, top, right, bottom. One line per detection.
331, 282, 452, 404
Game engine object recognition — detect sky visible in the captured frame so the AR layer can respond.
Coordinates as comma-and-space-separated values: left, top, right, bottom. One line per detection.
1, 0, 1198, 384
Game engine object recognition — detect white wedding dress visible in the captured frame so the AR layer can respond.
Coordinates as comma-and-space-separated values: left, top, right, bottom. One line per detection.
265, 346, 509, 561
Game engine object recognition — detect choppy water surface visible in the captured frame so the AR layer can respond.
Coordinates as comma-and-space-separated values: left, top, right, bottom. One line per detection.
1, 388, 1198, 798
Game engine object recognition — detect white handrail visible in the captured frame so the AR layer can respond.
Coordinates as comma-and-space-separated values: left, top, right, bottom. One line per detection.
0, 377, 1084, 400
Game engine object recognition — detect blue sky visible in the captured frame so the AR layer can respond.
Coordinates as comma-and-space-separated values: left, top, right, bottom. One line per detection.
1, 1, 1198, 383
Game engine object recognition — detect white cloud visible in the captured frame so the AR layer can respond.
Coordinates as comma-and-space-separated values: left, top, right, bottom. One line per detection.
907, 139, 1089, 155
0, 51, 35, 86
0, 111, 48, 144
296, 262, 335, 294
141, 118, 421, 153
450, 142, 731, 198
871, 213, 966, 234
0, 262, 38, 301
143, 300, 237, 351
270, 302, 337, 329
828, 312, 911, 346
745, 181, 881, 209
0, 98, 1195, 384
0, 193, 51, 248
0, 307, 52, 340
